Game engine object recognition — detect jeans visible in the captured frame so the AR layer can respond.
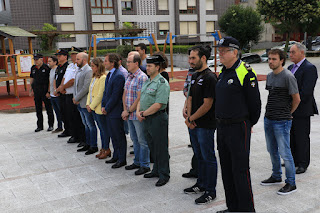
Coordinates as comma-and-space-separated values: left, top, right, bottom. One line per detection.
78, 106, 97, 148
128, 120, 150, 168
92, 111, 110, 150
189, 127, 217, 193
50, 96, 62, 129
264, 117, 295, 185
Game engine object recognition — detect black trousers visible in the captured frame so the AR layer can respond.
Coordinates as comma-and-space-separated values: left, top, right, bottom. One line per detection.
59, 94, 71, 135
65, 94, 85, 141
34, 89, 54, 128
290, 116, 311, 169
143, 111, 170, 180
217, 120, 255, 212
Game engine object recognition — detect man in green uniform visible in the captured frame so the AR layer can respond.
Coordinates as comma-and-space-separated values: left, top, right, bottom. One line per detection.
136, 55, 170, 187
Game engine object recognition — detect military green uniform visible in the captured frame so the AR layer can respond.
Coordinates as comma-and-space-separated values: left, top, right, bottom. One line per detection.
140, 73, 170, 181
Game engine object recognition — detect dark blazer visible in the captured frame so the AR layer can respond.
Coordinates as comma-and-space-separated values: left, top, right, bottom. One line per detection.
288, 59, 318, 117
101, 68, 125, 118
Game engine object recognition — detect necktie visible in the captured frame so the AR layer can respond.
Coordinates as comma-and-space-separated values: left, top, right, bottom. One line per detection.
106, 72, 111, 84
291, 64, 298, 74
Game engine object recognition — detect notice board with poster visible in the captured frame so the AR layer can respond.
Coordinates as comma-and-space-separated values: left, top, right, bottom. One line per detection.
17, 54, 34, 77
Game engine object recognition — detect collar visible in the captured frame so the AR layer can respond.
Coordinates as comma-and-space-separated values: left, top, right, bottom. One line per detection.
222, 58, 241, 72
150, 73, 161, 82
78, 63, 88, 72
109, 68, 116, 74
295, 58, 306, 68
129, 69, 140, 77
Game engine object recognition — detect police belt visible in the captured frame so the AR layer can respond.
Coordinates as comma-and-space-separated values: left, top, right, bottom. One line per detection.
216, 117, 248, 125
145, 109, 166, 118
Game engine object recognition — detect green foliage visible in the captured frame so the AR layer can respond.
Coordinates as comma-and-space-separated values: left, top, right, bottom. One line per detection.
116, 45, 134, 58
35, 23, 57, 51
218, 5, 263, 50
257, 0, 320, 51
117, 22, 140, 47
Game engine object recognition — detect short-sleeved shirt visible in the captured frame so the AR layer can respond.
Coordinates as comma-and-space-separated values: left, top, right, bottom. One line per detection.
55, 62, 68, 88
124, 69, 148, 120
30, 63, 50, 90
189, 68, 217, 129
63, 63, 77, 94
265, 68, 299, 120
49, 67, 57, 97
140, 73, 170, 112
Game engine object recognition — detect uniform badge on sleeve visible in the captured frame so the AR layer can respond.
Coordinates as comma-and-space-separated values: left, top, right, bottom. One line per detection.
251, 82, 256, 87
227, 79, 233, 85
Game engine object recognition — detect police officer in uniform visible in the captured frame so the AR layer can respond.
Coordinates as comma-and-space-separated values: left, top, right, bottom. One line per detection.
29, 53, 54, 132
215, 37, 261, 213
136, 55, 170, 187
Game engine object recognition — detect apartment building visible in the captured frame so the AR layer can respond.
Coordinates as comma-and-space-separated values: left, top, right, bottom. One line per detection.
0, 0, 235, 51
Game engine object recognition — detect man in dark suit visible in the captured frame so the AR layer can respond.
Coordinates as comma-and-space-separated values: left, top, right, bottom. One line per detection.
102, 53, 127, 169
288, 43, 318, 174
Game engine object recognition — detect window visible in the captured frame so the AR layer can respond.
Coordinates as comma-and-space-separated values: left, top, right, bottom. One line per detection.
240, 0, 248, 2
0, 0, 6, 11
59, 0, 73, 8
121, 0, 132, 10
92, 22, 115, 38
206, 21, 215, 34
180, 21, 197, 36
61, 23, 75, 37
179, 0, 196, 14
158, 0, 168, 10
159, 22, 169, 36
206, 0, 214, 10
91, 0, 113, 14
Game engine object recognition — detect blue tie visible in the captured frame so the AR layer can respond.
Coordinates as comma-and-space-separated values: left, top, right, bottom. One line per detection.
106, 72, 111, 84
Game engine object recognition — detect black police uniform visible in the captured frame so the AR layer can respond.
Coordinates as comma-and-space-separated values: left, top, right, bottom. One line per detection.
30, 63, 54, 129
55, 62, 69, 135
215, 59, 261, 212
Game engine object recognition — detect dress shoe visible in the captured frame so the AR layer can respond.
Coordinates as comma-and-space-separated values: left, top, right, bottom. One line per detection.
188, 144, 192, 148
111, 161, 127, 169
130, 145, 133, 148
35, 127, 43, 132
52, 128, 63, 133
182, 172, 198, 178
96, 149, 104, 158
105, 158, 118, 164
67, 137, 78, 143
144, 172, 159, 178
296, 167, 307, 174
125, 163, 140, 170
216, 209, 229, 213
47, 127, 53, 131
77, 145, 90, 152
77, 141, 86, 147
135, 167, 150, 175
130, 151, 134, 154
155, 178, 169, 187
58, 132, 70, 138
85, 147, 98, 155
99, 148, 111, 159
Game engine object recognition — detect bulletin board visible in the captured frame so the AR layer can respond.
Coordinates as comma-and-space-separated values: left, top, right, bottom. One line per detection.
17, 54, 34, 77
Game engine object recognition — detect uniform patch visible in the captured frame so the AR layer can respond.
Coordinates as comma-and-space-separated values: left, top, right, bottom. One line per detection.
160, 78, 165, 83
250, 77, 255, 81
251, 82, 256, 87
147, 88, 155, 91
227, 79, 233, 85
191, 80, 195, 84
42, 69, 45, 72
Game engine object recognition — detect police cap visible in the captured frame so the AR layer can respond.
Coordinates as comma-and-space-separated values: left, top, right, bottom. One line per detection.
55, 49, 69, 56
214, 37, 240, 50
146, 55, 165, 64
33, 53, 43, 60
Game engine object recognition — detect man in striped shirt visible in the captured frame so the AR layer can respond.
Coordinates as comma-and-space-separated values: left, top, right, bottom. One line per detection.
261, 49, 300, 195
121, 52, 150, 175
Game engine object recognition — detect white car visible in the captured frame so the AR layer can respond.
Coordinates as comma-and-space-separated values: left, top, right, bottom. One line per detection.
207, 54, 221, 67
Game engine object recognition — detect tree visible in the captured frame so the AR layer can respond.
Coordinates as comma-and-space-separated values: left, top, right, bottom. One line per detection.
218, 5, 263, 51
117, 22, 140, 48
257, 0, 320, 52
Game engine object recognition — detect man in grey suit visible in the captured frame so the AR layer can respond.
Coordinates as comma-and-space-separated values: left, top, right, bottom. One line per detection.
72, 52, 97, 155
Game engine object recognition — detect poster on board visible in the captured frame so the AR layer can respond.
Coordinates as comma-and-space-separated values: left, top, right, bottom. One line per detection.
17, 55, 34, 77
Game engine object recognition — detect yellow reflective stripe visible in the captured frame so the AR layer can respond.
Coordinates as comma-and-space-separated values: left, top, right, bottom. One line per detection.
250, 77, 255, 81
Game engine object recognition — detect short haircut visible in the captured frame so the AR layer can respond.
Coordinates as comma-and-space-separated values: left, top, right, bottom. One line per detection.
133, 54, 141, 66
49, 56, 58, 65
91, 58, 105, 78
293, 43, 306, 55
106, 53, 120, 69
153, 51, 168, 70
268, 49, 286, 66
136, 43, 147, 53
188, 45, 212, 61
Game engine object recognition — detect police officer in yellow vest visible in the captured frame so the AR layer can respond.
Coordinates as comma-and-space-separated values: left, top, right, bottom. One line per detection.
215, 37, 261, 213
136, 55, 170, 187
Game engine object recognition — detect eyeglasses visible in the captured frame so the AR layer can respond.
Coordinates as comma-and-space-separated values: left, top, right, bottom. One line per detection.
126, 61, 134, 63
218, 49, 233, 54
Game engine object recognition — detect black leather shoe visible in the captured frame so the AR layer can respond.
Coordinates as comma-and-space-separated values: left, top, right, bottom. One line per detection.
296, 167, 307, 174
67, 137, 78, 143
85, 147, 98, 155
112, 161, 127, 169
77, 145, 90, 152
125, 163, 140, 170
216, 209, 229, 213
144, 172, 159, 178
52, 128, 63, 133
58, 132, 70, 138
130, 151, 134, 154
77, 141, 86, 147
155, 178, 169, 187
47, 127, 53, 131
182, 172, 198, 178
135, 167, 150, 175
35, 127, 43, 132
105, 158, 118, 164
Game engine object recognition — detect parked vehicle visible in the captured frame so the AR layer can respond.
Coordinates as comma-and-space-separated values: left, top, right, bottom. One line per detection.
207, 54, 221, 67
260, 51, 268, 62
241, 53, 261, 64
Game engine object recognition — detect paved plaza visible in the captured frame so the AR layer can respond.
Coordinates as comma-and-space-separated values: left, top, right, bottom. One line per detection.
0, 58, 320, 212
